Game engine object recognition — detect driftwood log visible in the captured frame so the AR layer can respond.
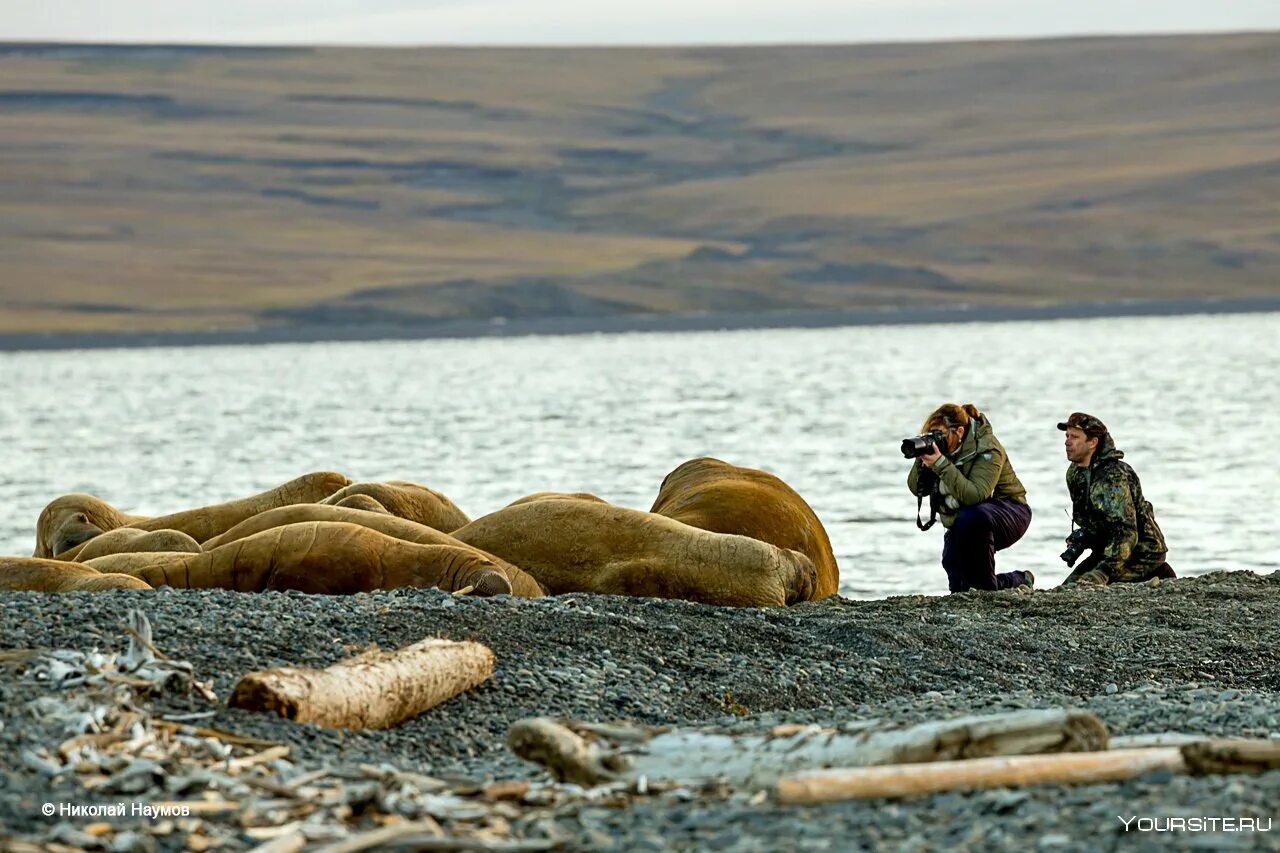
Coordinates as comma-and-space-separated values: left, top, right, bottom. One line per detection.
1181, 739, 1280, 775
230, 639, 494, 729
775, 747, 1187, 803
507, 709, 1108, 789
774, 737, 1280, 802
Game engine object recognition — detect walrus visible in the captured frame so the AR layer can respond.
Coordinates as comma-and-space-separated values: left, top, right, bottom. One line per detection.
72, 528, 202, 563
649, 457, 841, 600
504, 492, 611, 507
199, 504, 544, 597
451, 499, 817, 607
333, 494, 390, 514
319, 481, 470, 532
36, 471, 351, 559
82, 521, 515, 596
0, 557, 152, 592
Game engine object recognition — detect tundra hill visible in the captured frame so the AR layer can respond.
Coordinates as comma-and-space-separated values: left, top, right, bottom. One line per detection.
0, 34, 1277, 340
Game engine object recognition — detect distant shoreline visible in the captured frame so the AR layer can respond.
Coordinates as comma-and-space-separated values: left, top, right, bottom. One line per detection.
2, 295, 1278, 353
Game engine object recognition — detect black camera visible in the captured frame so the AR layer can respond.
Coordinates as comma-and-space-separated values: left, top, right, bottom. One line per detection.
1060, 528, 1090, 567
901, 429, 947, 459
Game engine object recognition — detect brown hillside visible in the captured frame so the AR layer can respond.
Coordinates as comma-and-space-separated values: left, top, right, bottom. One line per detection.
0, 35, 1277, 336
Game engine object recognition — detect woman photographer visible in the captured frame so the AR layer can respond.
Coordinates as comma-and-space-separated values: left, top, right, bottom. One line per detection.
906, 403, 1033, 593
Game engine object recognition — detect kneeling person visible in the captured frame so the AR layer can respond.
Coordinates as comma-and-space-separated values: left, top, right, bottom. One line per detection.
906, 403, 1033, 593
1058, 412, 1174, 586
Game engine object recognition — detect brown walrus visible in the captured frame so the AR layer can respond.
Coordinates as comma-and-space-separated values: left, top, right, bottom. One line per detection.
37, 471, 351, 559
451, 499, 816, 607
73, 528, 202, 563
332, 494, 390, 514
0, 557, 152, 592
83, 521, 515, 596
504, 492, 611, 507
199, 504, 544, 597
319, 481, 470, 532
649, 457, 840, 600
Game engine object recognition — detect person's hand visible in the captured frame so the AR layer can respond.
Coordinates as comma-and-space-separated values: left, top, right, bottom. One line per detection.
920, 446, 942, 467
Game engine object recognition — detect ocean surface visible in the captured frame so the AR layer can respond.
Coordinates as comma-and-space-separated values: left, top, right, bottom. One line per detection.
2, 313, 1277, 599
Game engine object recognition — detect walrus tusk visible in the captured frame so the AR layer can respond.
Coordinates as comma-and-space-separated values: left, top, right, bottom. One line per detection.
775, 747, 1187, 803
229, 638, 495, 729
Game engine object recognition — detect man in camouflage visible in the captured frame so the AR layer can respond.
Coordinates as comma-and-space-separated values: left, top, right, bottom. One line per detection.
1058, 412, 1175, 586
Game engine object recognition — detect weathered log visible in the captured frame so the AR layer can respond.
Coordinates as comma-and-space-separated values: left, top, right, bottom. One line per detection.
506, 718, 632, 787
1109, 732, 1207, 749
775, 748, 1186, 804
230, 638, 494, 729
508, 709, 1108, 788
1181, 739, 1280, 775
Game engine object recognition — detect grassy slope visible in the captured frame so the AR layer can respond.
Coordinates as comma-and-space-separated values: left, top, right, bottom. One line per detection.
0, 35, 1276, 335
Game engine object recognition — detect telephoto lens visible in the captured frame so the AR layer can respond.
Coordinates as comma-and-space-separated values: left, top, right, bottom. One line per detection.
900, 429, 945, 459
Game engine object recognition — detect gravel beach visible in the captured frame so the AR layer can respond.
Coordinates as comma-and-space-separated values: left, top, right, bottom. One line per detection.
3, 570, 1279, 851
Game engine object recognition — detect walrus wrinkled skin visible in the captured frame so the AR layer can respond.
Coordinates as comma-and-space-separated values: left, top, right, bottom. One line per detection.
649, 457, 841, 600
200, 504, 544, 597
451, 499, 816, 607
85, 552, 201, 574
73, 528, 202, 563
504, 492, 611, 507
0, 557, 152, 592
36, 471, 351, 559
319, 481, 470, 532
333, 494, 390, 514
87, 521, 514, 597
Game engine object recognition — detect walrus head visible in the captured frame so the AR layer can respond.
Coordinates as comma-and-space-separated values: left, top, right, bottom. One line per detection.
782, 549, 818, 606
35, 493, 131, 558
51, 512, 106, 558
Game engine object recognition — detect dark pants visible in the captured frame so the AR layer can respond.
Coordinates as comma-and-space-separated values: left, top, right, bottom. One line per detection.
942, 499, 1032, 592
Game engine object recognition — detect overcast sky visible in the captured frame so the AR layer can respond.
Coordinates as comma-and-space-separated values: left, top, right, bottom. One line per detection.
1, 0, 1277, 46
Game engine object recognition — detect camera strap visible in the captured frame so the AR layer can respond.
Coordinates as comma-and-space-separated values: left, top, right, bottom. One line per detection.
916, 495, 938, 531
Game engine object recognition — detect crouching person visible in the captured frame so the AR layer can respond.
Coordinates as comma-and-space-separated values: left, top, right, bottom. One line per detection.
1058, 412, 1175, 586
906, 403, 1033, 593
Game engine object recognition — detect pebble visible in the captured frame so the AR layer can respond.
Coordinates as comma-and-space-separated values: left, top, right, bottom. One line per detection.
2, 572, 1280, 850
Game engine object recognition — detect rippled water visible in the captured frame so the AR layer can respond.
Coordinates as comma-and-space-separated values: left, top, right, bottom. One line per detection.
2, 313, 1277, 598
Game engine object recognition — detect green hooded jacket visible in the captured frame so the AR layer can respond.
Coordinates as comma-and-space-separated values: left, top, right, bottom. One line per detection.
906, 414, 1027, 529
1065, 433, 1167, 581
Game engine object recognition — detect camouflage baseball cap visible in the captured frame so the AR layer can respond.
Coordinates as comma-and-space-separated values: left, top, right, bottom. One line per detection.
1057, 412, 1108, 438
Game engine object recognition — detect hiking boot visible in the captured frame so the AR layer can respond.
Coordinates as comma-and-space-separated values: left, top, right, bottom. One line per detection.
1014, 570, 1035, 593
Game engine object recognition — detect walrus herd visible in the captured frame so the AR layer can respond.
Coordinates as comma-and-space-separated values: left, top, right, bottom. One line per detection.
3, 459, 840, 607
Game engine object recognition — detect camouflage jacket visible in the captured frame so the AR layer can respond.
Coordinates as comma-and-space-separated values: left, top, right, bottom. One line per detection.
908, 415, 1027, 529
1066, 433, 1167, 580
